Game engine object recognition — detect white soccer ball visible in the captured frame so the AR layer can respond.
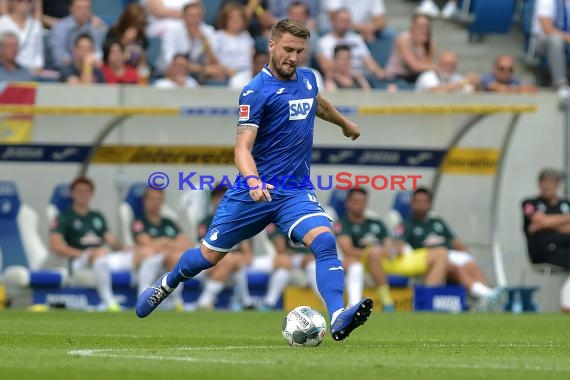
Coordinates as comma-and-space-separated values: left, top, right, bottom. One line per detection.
281, 306, 327, 347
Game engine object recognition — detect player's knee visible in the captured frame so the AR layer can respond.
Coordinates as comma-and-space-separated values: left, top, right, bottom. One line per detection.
200, 244, 225, 264
309, 232, 337, 261
429, 247, 448, 262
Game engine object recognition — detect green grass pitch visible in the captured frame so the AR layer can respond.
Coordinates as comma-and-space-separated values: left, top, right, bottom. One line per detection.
1, 310, 569, 380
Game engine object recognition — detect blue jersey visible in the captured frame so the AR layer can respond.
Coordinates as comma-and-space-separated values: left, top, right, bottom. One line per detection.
236, 65, 319, 192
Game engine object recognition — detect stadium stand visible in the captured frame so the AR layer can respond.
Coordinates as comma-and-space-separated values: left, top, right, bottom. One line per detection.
91, 0, 124, 26
466, 0, 516, 41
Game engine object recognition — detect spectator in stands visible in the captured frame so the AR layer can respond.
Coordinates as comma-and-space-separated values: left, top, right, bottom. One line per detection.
531, 0, 570, 98
385, 13, 435, 84
271, 0, 318, 30
59, 33, 104, 84
317, 8, 385, 85
158, 2, 220, 81
0, 0, 43, 73
105, 3, 148, 69
415, 50, 478, 93
100, 40, 138, 84
417, 0, 458, 19
154, 53, 199, 88
336, 188, 449, 311
49, 0, 107, 68
522, 168, 570, 311
42, 0, 104, 29
211, 3, 255, 89
0, 31, 32, 81
131, 188, 190, 309
480, 55, 538, 93
287, 1, 318, 64
49, 177, 126, 311
143, 0, 193, 38
325, 44, 371, 91
219, 0, 274, 37
259, 223, 319, 310
322, 0, 389, 42
195, 185, 255, 310
403, 187, 503, 310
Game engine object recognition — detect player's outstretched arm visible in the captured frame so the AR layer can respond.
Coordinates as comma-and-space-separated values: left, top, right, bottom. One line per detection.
235, 124, 273, 201
316, 93, 360, 141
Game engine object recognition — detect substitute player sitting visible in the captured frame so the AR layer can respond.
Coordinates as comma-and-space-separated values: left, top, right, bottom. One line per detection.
132, 188, 191, 309
337, 188, 448, 312
403, 187, 503, 310
137, 18, 372, 341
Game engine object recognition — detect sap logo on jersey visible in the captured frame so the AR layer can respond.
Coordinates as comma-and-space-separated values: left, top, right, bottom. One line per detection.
289, 98, 314, 120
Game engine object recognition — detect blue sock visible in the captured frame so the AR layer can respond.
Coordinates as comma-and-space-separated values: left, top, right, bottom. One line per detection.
166, 247, 214, 289
310, 233, 345, 320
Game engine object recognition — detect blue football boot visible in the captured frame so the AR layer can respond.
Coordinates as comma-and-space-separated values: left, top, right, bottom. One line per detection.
330, 298, 373, 341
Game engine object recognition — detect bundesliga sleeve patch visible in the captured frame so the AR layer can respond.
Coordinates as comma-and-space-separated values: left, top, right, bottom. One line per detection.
523, 202, 535, 216
133, 220, 144, 233
239, 105, 250, 121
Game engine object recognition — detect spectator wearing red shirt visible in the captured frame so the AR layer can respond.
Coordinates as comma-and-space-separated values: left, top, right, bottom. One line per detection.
100, 39, 138, 84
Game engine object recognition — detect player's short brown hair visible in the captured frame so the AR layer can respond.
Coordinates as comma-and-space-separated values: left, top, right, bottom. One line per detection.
538, 168, 563, 182
271, 18, 310, 41
70, 176, 94, 191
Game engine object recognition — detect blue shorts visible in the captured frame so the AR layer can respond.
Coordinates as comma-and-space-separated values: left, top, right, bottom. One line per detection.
202, 189, 332, 253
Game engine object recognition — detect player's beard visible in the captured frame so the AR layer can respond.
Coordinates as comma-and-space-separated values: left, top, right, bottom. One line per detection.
272, 54, 296, 80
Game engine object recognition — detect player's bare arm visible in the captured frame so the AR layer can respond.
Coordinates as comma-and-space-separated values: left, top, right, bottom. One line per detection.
451, 238, 469, 252
337, 236, 363, 258
235, 124, 274, 202
104, 231, 124, 251
531, 212, 570, 231
49, 232, 83, 258
316, 93, 360, 140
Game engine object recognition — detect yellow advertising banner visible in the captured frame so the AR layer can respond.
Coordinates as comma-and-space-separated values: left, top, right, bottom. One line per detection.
92, 145, 234, 165
441, 148, 500, 175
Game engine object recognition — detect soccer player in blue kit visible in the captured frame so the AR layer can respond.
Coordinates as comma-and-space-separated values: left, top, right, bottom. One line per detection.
136, 18, 372, 341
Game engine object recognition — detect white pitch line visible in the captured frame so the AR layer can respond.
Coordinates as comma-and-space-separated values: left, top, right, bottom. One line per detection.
67, 347, 570, 373
68, 349, 274, 365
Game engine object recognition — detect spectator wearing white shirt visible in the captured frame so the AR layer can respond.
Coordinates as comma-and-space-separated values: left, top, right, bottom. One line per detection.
154, 53, 199, 88
320, 0, 389, 42
531, 0, 570, 98
0, 0, 43, 73
415, 51, 478, 93
142, 0, 193, 38
317, 8, 384, 84
211, 3, 254, 89
320, 0, 388, 42
157, 1, 220, 80
269, 0, 318, 29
